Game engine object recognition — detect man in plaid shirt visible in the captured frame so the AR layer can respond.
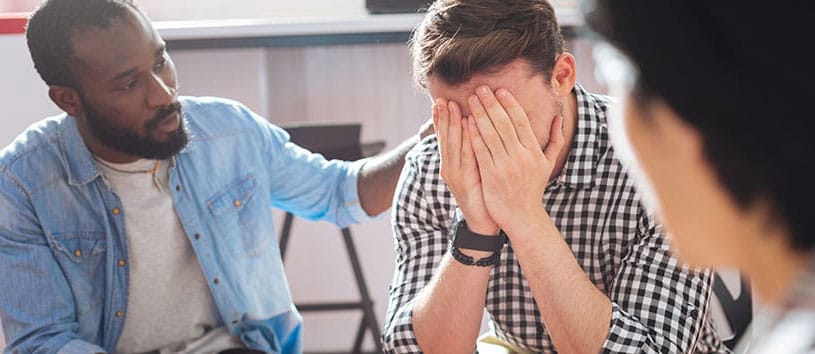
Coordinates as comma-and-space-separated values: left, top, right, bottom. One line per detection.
382, 0, 726, 352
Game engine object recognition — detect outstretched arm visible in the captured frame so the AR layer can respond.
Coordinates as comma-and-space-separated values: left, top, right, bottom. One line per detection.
357, 119, 434, 216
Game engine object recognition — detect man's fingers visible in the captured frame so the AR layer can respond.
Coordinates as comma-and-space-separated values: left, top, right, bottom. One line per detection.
495, 88, 538, 150
476, 86, 520, 150
434, 99, 448, 147
461, 117, 477, 173
433, 100, 448, 160
446, 100, 463, 170
543, 115, 566, 159
468, 95, 508, 160
467, 117, 495, 170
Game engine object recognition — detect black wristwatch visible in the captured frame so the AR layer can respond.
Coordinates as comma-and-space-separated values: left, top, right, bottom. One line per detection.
449, 218, 507, 267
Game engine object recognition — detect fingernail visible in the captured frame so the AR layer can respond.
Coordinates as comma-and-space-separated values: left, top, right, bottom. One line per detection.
477, 86, 491, 96
497, 89, 510, 98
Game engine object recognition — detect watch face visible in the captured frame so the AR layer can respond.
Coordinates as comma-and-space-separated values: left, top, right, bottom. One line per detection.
452, 219, 506, 252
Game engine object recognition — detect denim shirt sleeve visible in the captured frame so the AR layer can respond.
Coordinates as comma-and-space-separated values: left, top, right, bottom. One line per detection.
0, 169, 103, 354
244, 107, 373, 228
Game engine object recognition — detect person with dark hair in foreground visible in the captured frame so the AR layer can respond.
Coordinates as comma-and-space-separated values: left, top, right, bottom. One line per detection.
585, 1, 815, 353
382, 0, 725, 352
0, 0, 431, 352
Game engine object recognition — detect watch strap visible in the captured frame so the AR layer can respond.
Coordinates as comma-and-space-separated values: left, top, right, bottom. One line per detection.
449, 244, 502, 267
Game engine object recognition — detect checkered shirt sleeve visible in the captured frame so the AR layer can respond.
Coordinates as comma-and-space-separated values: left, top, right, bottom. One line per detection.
600, 214, 718, 353
382, 138, 455, 353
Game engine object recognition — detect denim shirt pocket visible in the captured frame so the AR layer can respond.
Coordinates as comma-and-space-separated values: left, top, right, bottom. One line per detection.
47, 233, 107, 329
207, 174, 257, 216
206, 174, 270, 257
50, 235, 106, 262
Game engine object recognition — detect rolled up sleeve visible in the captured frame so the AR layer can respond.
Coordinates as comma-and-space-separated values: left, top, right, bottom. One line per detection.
601, 213, 715, 353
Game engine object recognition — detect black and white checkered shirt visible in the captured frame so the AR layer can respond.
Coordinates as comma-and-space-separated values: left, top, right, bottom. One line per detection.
383, 85, 727, 353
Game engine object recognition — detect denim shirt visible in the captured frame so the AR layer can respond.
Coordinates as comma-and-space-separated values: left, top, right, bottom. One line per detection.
0, 96, 371, 354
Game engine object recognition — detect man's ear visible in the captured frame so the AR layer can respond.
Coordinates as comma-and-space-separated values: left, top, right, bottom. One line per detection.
48, 86, 84, 117
549, 53, 577, 96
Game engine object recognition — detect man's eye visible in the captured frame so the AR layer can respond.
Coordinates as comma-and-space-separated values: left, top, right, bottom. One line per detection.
154, 59, 166, 71
122, 80, 138, 91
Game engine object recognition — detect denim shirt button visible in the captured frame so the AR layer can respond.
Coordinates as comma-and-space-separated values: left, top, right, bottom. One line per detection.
74, 249, 81, 258
112, 207, 121, 215
115, 311, 123, 318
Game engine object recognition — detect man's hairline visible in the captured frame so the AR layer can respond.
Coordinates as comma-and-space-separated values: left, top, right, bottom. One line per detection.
60, 4, 156, 90
420, 56, 558, 90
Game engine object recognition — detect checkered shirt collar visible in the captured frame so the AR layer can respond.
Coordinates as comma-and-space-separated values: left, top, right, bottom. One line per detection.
555, 83, 607, 189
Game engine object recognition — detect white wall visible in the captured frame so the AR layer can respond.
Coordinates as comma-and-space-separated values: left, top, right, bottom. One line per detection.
0, 34, 61, 145
1, 0, 367, 18
0, 0, 39, 12
138, 0, 367, 21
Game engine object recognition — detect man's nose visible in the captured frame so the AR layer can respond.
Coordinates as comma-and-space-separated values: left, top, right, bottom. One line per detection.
147, 73, 175, 107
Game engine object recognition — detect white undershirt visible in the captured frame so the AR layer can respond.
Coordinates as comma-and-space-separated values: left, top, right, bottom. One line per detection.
95, 157, 243, 354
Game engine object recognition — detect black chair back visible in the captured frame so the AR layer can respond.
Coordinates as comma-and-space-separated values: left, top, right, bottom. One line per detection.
284, 123, 363, 161
713, 272, 752, 350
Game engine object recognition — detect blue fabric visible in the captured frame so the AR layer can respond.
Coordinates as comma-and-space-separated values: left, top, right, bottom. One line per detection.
0, 96, 371, 354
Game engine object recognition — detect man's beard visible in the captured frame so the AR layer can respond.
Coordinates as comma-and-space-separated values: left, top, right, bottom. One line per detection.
82, 98, 189, 160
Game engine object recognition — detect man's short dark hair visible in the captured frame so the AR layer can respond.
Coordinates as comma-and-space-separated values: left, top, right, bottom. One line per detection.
26, 0, 141, 87
587, 1, 815, 250
410, 0, 564, 87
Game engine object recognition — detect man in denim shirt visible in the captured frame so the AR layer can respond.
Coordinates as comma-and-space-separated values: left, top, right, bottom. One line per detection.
0, 0, 430, 353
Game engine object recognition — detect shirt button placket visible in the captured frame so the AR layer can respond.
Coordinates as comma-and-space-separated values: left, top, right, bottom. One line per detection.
111, 206, 125, 324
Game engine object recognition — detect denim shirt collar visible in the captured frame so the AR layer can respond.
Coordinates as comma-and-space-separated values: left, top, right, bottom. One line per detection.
57, 111, 197, 186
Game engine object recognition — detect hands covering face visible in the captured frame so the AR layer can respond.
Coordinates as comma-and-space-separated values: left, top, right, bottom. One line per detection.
433, 86, 565, 237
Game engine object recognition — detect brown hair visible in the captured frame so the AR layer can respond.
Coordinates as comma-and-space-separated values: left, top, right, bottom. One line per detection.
410, 0, 564, 87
